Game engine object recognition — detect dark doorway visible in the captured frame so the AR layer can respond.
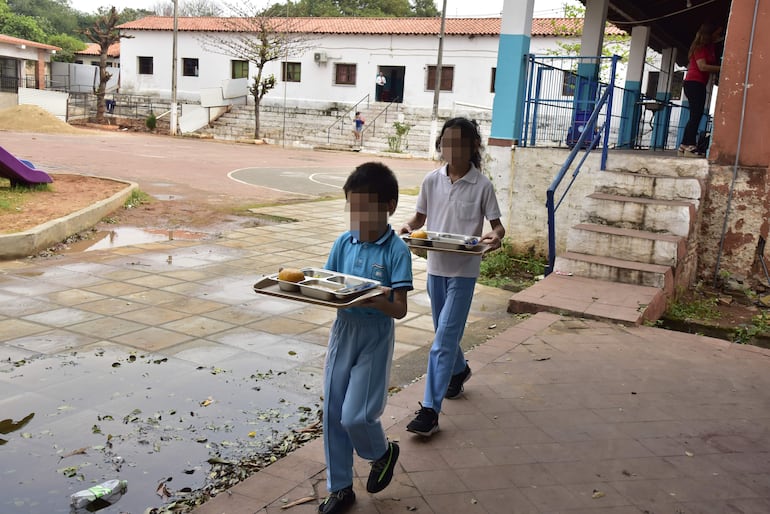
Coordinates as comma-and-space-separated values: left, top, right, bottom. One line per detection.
376, 66, 405, 103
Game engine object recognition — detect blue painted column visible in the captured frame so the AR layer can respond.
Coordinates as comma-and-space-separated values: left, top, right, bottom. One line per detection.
617, 25, 649, 148
489, 0, 535, 144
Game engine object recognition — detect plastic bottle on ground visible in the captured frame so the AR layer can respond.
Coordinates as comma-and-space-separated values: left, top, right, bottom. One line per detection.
69, 479, 128, 510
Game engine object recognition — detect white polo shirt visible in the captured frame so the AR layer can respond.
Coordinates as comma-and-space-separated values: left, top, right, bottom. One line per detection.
416, 164, 502, 278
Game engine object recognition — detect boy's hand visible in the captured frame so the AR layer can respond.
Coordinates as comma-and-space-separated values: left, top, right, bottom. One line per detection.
359, 287, 407, 319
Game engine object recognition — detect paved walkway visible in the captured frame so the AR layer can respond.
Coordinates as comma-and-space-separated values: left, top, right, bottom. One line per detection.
194, 314, 770, 514
3, 196, 769, 514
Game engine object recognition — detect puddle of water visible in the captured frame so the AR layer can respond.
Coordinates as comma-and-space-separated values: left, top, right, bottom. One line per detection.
152, 194, 183, 201
62, 228, 209, 253
0, 349, 322, 514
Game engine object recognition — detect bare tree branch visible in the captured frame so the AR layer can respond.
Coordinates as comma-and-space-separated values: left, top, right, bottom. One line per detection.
198, 3, 316, 139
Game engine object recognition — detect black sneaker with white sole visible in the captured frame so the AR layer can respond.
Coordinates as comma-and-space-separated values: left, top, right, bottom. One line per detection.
406, 405, 439, 436
445, 363, 472, 399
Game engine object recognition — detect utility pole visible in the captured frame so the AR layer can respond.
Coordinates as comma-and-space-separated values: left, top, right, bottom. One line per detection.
429, 0, 448, 160
170, 0, 179, 136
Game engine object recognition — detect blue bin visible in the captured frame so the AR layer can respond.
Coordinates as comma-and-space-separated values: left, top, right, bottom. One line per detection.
566, 110, 598, 149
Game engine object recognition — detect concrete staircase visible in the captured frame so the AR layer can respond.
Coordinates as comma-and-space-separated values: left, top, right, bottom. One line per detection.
194, 102, 491, 158
509, 155, 710, 325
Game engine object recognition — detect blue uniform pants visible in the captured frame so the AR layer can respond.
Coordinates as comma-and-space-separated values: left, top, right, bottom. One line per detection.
323, 311, 393, 492
422, 275, 476, 413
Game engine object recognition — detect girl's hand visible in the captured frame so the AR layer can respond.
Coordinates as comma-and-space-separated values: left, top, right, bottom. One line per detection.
398, 224, 412, 235
480, 231, 502, 250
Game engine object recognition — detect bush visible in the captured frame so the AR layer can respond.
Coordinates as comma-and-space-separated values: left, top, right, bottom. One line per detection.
145, 112, 157, 131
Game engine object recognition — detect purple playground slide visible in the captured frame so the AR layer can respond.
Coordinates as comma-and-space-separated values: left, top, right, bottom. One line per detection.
0, 144, 53, 187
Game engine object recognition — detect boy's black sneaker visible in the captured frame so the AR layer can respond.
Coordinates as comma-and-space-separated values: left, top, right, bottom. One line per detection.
366, 441, 399, 493
445, 363, 472, 399
406, 405, 439, 436
318, 486, 355, 514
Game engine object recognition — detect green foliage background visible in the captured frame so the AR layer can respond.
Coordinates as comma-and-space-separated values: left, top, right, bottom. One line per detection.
1, 0, 152, 61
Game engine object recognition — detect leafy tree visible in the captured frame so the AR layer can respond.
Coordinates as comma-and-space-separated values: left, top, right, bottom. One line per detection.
80, 7, 130, 123
201, 4, 311, 139
7, 0, 79, 35
150, 0, 222, 16
46, 33, 86, 62
0, 2, 47, 41
263, 0, 436, 17
411, 0, 439, 17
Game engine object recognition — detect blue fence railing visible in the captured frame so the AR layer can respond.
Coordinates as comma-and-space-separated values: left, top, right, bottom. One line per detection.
520, 54, 693, 152
541, 55, 618, 276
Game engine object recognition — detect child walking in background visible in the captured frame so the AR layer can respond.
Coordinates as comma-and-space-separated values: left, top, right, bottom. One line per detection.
319, 162, 413, 513
352, 111, 365, 145
399, 117, 505, 437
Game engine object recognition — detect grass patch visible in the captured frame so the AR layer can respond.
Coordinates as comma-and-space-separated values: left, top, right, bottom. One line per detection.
0, 177, 51, 212
664, 286, 721, 322
399, 187, 420, 196
124, 189, 151, 208
478, 239, 546, 292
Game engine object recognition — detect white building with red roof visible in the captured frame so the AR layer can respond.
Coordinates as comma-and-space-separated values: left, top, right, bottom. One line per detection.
116, 16, 626, 110
74, 42, 120, 68
0, 34, 60, 93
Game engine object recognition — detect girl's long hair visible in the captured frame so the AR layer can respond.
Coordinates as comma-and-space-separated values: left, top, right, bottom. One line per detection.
688, 23, 717, 60
435, 117, 483, 169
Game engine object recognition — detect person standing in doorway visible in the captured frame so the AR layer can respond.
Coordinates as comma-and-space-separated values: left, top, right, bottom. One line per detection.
375, 71, 387, 101
679, 22, 722, 157
399, 117, 505, 437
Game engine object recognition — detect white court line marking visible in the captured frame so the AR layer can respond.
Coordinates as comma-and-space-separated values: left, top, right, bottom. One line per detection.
227, 167, 314, 197
309, 173, 345, 189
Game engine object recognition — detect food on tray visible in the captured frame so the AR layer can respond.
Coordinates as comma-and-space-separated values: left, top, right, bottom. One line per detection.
410, 230, 428, 239
278, 268, 305, 283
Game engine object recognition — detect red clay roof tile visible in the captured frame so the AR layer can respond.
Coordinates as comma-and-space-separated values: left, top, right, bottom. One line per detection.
117, 17, 625, 37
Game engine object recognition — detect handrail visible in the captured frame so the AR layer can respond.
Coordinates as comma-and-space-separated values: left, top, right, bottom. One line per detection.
544, 55, 618, 276
326, 94, 369, 144
359, 96, 401, 145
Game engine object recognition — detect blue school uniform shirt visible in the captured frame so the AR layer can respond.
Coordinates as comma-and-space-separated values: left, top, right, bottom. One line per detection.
325, 225, 413, 318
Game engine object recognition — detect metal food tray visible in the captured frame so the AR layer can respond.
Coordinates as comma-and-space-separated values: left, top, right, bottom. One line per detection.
402, 232, 490, 254
254, 268, 383, 308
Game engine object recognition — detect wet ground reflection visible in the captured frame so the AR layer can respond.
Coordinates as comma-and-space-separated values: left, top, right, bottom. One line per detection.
0, 346, 323, 514
60, 227, 211, 253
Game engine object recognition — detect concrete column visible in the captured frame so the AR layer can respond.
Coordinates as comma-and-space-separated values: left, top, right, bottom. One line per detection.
710, 0, 768, 167
652, 47, 676, 149
36, 50, 47, 89
580, 0, 609, 59
488, 0, 535, 238
489, 0, 535, 144
617, 25, 649, 148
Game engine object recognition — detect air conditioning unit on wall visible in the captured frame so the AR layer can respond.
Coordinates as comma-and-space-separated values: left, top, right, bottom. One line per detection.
313, 52, 328, 63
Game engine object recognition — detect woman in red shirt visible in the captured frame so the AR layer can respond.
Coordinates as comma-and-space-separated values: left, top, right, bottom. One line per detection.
680, 23, 722, 157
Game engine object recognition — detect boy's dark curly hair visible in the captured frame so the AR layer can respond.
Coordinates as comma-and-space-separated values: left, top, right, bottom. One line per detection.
343, 162, 399, 207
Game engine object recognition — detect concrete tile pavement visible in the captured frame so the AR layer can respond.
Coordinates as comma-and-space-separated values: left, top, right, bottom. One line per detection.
0, 195, 510, 513
195, 313, 770, 514
3, 195, 770, 513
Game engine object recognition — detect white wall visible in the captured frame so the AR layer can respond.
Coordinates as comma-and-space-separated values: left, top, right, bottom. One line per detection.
119, 29, 576, 110
18, 88, 68, 120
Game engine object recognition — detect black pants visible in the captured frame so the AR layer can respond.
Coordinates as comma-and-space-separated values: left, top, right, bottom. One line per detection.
682, 80, 706, 146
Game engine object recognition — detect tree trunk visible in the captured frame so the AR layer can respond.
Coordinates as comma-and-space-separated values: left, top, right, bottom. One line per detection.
254, 97, 261, 140
94, 54, 111, 124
